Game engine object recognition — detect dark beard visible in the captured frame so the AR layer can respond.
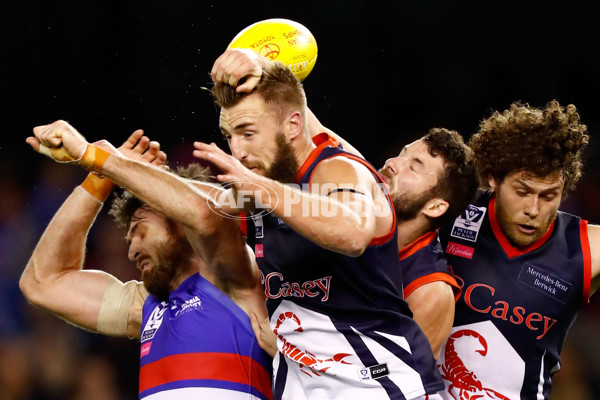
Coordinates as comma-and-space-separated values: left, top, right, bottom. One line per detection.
142, 221, 194, 300
265, 133, 299, 184
238, 133, 299, 215
392, 190, 434, 222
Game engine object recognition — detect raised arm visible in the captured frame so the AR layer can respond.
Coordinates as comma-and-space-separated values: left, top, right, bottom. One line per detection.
28, 121, 259, 295
193, 142, 393, 257
20, 130, 163, 338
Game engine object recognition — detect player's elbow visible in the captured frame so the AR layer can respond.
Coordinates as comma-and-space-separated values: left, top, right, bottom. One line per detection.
19, 262, 43, 306
189, 198, 223, 236
340, 232, 371, 257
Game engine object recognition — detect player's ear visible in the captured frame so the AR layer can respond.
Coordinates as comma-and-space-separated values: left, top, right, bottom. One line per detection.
422, 198, 449, 219
488, 175, 498, 190
287, 111, 303, 140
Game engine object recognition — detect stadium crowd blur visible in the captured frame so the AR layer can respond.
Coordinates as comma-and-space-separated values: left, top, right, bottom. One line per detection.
3, 1, 600, 399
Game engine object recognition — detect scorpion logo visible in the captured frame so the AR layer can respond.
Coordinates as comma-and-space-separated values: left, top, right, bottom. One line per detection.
438, 329, 510, 400
274, 311, 353, 377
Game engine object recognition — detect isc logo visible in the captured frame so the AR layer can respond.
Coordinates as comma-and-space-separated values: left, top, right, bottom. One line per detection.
358, 363, 389, 380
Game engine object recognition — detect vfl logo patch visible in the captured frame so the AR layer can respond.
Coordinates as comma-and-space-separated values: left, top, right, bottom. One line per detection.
446, 241, 475, 259
141, 302, 167, 342
450, 205, 487, 242
358, 363, 389, 381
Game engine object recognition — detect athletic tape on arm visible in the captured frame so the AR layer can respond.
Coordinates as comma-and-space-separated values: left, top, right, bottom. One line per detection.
97, 279, 147, 337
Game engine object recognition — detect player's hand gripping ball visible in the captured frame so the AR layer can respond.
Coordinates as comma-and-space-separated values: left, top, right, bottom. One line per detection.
227, 18, 318, 81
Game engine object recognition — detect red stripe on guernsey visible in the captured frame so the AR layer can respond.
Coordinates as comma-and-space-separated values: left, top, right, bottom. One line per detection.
488, 195, 554, 258
398, 230, 437, 260
239, 212, 248, 237
139, 352, 272, 400
403, 272, 461, 301
580, 219, 591, 304
299, 133, 397, 245
295, 132, 339, 181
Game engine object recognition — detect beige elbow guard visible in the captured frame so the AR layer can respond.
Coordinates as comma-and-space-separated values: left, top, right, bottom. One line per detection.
97, 280, 147, 337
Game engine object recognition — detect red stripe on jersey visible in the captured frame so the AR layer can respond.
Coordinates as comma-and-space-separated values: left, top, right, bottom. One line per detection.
580, 219, 591, 304
398, 230, 437, 260
403, 272, 461, 300
296, 132, 339, 182
239, 212, 248, 237
139, 352, 272, 400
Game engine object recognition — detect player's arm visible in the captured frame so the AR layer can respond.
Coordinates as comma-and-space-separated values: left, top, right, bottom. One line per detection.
98, 154, 261, 292
405, 282, 455, 359
587, 224, 600, 296
194, 141, 392, 256
19, 182, 147, 338
30, 120, 258, 294
22, 129, 165, 338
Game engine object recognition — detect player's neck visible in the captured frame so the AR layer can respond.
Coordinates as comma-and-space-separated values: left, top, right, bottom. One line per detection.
170, 259, 203, 292
396, 217, 433, 249
295, 133, 317, 171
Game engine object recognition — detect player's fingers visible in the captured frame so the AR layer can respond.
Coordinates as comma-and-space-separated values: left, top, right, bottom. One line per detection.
135, 136, 151, 154
151, 151, 168, 166
216, 52, 244, 85
250, 312, 261, 336
237, 76, 261, 93
144, 141, 161, 160
121, 129, 145, 150
211, 51, 231, 81
212, 54, 231, 83
25, 136, 41, 152
33, 124, 63, 147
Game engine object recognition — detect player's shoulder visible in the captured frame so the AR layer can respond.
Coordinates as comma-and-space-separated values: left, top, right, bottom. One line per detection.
311, 153, 378, 185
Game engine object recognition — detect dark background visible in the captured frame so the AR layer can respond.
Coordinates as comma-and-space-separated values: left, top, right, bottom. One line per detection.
1, 1, 599, 399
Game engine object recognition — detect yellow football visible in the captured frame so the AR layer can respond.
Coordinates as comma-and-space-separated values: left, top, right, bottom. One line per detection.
227, 18, 318, 81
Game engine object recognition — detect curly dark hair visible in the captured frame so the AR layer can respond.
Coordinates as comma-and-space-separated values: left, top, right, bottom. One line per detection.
470, 100, 589, 194
423, 128, 479, 229
109, 163, 215, 233
211, 61, 307, 124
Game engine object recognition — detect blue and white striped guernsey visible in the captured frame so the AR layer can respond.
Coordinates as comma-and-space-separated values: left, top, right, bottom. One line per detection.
245, 133, 444, 400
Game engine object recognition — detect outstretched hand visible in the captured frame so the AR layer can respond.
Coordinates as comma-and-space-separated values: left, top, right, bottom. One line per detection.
192, 141, 259, 187
28, 121, 168, 169
114, 129, 167, 167
211, 48, 265, 93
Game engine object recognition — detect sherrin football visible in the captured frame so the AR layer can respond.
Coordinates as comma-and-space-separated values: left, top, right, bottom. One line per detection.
227, 18, 318, 81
